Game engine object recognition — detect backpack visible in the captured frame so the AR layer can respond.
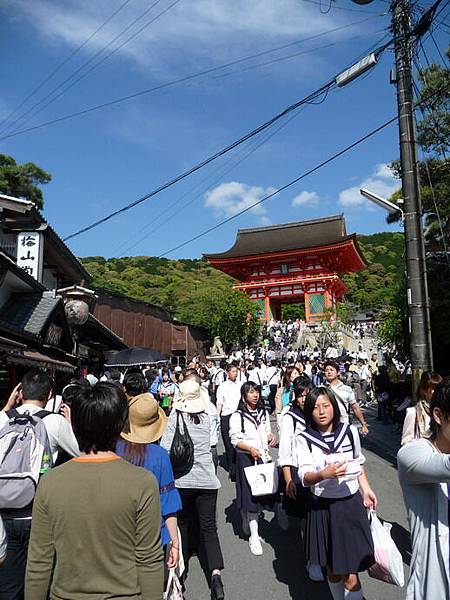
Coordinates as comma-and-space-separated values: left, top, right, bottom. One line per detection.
169, 411, 194, 479
0, 409, 53, 510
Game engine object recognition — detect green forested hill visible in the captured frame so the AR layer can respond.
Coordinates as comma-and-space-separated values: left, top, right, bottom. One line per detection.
81, 231, 404, 325
342, 231, 404, 312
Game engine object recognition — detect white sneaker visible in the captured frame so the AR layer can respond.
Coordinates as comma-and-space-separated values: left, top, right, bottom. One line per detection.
307, 562, 325, 582
249, 536, 263, 556
240, 509, 250, 537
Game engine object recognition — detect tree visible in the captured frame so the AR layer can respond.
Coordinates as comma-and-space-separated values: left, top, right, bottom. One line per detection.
0, 153, 51, 209
416, 47, 450, 156
281, 303, 305, 321
207, 289, 260, 350
388, 157, 450, 247
381, 50, 450, 371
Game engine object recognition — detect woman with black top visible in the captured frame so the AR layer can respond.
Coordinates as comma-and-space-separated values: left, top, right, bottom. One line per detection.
229, 382, 276, 556
297, 387, 376, 600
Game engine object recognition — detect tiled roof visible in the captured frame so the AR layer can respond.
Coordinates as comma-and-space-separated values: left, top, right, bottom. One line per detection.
204, 214, 348, 259
0, 293, 61, 338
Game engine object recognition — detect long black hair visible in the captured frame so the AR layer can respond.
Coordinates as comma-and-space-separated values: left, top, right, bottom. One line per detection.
238, 381, 266, 415
429, 378, 450, 439
291, 376, 314, 409
303, 386, 341, 431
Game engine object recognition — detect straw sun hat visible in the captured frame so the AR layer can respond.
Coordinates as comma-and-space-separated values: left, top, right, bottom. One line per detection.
172, 380, 209, 414
121, 394, 167, 444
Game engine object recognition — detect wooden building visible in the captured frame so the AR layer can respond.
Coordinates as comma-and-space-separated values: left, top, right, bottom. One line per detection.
0, 194, 125, 392
204, 215, 366, 323
93, 289, 208, 363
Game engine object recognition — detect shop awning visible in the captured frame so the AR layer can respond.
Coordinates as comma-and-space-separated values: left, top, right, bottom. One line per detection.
6, 350, 76, 373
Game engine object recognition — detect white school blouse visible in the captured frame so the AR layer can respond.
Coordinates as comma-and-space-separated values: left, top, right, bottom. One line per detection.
278, 406, 306, 468
229, 410, 272, 452
296, 425, 365, 499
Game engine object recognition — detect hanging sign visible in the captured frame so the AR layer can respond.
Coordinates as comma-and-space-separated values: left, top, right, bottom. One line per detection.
16, 231, 44, 283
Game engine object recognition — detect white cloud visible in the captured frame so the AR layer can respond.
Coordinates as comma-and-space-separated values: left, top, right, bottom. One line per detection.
292, 190, 319, 207
204, 181, 276, 225
3, 0, 355, 74
338, 163, 399, 208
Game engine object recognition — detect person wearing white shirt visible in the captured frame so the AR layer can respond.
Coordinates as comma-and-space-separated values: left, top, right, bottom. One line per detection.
264, 361, 281, 414
324, 361, 369, 436
0, 370, 80, 600
229, 382, 276, 556
216, 365, 242, 480
247, 363, 264, 386
296, 387, 376, 600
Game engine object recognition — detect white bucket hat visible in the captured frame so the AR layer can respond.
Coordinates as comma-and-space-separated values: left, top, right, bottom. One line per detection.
172, 380, 209, 414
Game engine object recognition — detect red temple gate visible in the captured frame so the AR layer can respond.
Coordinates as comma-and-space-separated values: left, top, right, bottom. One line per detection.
204, 215, 366, 323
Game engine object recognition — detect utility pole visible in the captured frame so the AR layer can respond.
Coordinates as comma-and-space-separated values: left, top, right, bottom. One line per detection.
391, 0, 434, 378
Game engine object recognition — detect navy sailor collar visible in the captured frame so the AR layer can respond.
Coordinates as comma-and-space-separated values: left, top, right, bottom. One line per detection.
287, 404, 305, 426
238, 408, 265, 428
301, 422, 350, 454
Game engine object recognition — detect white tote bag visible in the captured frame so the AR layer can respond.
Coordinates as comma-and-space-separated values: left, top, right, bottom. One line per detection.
244, 460, 279, 496
367, 511, 404, 587
164, 569, 184, 600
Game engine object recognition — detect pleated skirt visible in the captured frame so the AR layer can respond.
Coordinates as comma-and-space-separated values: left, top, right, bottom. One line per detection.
279, 466, 310, 519
235, 451, 277, 513
306, 492, 375, 575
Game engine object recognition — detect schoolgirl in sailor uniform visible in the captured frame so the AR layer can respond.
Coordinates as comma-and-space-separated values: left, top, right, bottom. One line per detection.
297, 386, 376, 600
229, 382, 277, 556
278, 376, 312, 519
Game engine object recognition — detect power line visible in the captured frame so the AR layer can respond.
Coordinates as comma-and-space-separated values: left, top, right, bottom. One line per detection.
158, 116, 399, 258
62, 79, 337, 241
1, 0, 179, 137
116, 102, 314, 256
429, 31, 448, 64
411, 74, 450, 265
62, 37, 392, 243
212, 32, 371, 81
115, 30, 391, 255
0, 15, 382, 142
299, 0, 387, 14
158, 82, 450, 258
0, 0, 134, 132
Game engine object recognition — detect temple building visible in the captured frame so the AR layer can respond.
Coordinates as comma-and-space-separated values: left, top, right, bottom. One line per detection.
204, 214, 366, 323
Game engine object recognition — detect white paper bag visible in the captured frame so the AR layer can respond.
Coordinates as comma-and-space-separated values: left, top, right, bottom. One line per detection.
367, 511, 404, 587
244, 461, 279, 496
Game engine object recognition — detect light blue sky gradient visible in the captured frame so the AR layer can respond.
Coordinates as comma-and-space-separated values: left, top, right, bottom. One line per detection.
1, 1, 446, 259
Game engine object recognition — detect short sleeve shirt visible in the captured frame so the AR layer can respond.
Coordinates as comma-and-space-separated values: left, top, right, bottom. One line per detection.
116, 442, 182, 546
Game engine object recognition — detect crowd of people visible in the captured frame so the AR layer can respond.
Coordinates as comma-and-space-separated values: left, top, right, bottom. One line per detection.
0, 330, 449, 600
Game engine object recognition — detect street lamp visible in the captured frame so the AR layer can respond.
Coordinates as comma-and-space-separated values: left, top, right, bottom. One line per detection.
360, 188, 404, 221
352, 0, 434, 383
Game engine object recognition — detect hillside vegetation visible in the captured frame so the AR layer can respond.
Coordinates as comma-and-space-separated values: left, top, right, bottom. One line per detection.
81, 231, 404, 326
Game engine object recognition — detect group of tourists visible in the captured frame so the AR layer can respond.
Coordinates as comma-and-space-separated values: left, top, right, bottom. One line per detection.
0, 332, 449, 599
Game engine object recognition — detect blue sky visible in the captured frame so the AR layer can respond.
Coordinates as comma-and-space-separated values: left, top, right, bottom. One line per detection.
0, 0, 446, 260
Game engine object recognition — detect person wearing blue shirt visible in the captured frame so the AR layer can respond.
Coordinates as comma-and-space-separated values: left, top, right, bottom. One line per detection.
117, 373, 182, 572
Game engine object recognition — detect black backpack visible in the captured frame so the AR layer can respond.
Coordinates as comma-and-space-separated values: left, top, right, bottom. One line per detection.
169, 411, 194, 479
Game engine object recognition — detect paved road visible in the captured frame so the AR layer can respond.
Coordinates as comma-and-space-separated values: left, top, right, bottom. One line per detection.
183, 407, 410, 600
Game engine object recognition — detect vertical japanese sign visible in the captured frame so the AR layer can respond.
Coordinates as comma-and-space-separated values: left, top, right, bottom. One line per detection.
16, 231, 44, 283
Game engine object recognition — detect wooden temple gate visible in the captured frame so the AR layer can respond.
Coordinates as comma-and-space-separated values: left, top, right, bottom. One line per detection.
204, 215, 366, 323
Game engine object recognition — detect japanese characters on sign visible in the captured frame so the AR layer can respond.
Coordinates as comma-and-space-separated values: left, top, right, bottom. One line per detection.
16, 231, 44, 282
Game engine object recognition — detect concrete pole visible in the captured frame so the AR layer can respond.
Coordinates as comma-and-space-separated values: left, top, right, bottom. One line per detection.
392, 0, 434, 379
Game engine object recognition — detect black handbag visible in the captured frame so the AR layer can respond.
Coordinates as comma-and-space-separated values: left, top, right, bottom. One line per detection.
169, 411, 194, 479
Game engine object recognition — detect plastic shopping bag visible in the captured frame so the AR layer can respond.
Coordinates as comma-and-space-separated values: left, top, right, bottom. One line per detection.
244, 460, 279, 496
164, 569, 183, 600
367, 511, 404, 587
